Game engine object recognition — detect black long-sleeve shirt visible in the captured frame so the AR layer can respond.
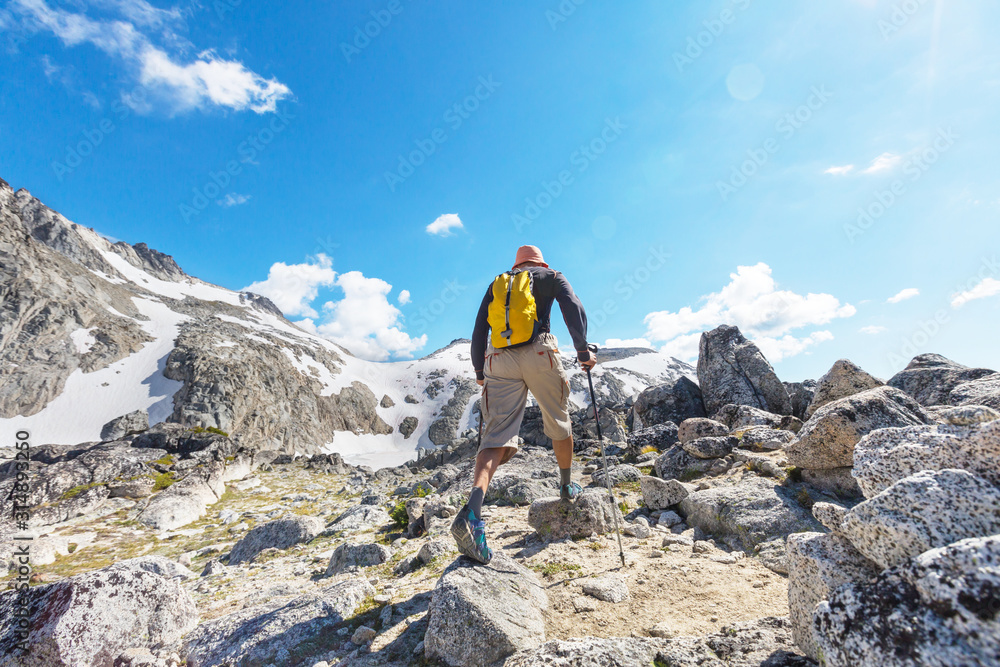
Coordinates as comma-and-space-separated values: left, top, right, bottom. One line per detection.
471, 267, 588, 377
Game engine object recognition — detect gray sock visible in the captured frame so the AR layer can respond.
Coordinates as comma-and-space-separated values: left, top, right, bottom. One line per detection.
467, 487, 485, 520
560, 467, 572, 487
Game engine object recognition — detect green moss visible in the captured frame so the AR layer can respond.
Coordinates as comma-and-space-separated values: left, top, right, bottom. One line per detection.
152, 471, 176, 492
191, 426, 229, 437
149, 454, 176, 467
59, 481, 106, 501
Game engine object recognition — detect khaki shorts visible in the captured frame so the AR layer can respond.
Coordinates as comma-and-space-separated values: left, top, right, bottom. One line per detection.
479, 333, 572, 454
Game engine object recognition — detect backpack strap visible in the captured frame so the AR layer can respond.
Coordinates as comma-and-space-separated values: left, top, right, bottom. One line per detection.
501, 270, 515, 342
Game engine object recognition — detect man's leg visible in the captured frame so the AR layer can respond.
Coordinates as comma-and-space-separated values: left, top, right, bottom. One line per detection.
467, 446, 515, 520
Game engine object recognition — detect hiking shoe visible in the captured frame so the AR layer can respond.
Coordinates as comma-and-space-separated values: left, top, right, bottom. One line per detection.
560, 481, 583, 501
451, 507, 493, 564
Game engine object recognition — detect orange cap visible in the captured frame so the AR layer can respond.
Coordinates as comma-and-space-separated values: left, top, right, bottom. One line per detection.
513, 245, 548, 269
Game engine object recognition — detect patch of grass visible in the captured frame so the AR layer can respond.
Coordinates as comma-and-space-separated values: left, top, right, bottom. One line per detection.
640, 445, 658, 455
618, 500, 630, 514
152, 471, 176, 492
59, 481, 106, 501
637, 466, 654, 476
149, 454, 176, 467
533, 561, 582, 577
795, 487, 815, 510
587, 541, 605, 551
191, 426, 229, 437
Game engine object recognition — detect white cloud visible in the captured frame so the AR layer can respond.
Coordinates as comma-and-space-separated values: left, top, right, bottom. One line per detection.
951, 278, 1000, 308
860, 325, 887, 335
426, 213, 463, 237
306, 271, 426, 361
642, 263, 854, 363
602, 338, 653, 349
887, 288, 919, 303
824, 165, 854, 175
11, 0, 290, 114
753, 331, 834, 362
217, 193, 251, 207
243, 254, 337, 319
862, 152, 903, 174
397, 289, 411, 305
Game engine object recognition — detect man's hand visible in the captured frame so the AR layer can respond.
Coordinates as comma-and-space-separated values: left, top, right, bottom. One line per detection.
578, 349, 596, 371
476, 378, 484, 386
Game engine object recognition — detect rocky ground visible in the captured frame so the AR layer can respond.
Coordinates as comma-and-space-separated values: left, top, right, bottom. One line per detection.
3, 326, 999, 666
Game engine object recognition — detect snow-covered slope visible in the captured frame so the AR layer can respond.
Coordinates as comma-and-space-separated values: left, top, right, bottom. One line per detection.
0, 176, 695, 468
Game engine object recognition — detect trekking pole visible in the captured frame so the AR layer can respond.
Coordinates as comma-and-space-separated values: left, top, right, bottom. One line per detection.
477, 399, 484, 450
585, 344, 626, 569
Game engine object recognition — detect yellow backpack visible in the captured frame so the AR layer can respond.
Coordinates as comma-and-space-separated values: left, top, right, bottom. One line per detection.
487, 269, 539, 349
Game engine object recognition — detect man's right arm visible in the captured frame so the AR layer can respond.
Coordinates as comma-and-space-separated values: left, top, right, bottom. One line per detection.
471, 286, 493, 382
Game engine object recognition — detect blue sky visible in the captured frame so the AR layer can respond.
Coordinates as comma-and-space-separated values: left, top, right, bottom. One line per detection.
2, 0, 998, 381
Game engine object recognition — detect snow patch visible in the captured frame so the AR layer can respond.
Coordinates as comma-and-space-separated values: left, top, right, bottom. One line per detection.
1, 298, 186, 444
69, 328, 97, 355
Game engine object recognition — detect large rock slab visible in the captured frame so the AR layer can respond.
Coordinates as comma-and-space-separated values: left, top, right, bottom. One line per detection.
626, 422, 679, 452
527, 491, 623, 541
853, 420, 1000, 498
326, 542, 392, 574
0, 557, 198, 666
806, 359, 883, 418
424, 551, 547, 667
640, 475, 690, 510
100, 409, 149, 441
840, 469, 1000, 569
677, 417, 729, 444
785, 380, 817, 421
653, 445, 714, 481
327, 504, 391, 532
950, 372, 1000, 410
182, 578, 374, 667
228, 515, 324, 564
786, 532, 880, 661
631, 377, 706, 430
813, 535, 1000, 667
678, 477, 821, 551
887, 353, 995, 407
137, 461, 226, 531
712, 404, 785, 430
681, 435, 737, 459
697, 325, 792, 417
786, 386, 931, 470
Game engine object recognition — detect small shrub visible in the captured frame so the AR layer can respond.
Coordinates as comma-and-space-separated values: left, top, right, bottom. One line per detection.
640, 445, 658, 455
149, 454, 176, 467
588, 541, 605, 551
389, 501, 409, 529
59, 482, 105, 501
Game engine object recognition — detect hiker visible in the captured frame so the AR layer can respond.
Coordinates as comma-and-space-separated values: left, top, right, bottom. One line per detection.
451, 244, 596, 564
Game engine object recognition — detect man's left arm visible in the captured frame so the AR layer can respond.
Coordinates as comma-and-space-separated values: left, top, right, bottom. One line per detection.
553, 272, 593, 367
